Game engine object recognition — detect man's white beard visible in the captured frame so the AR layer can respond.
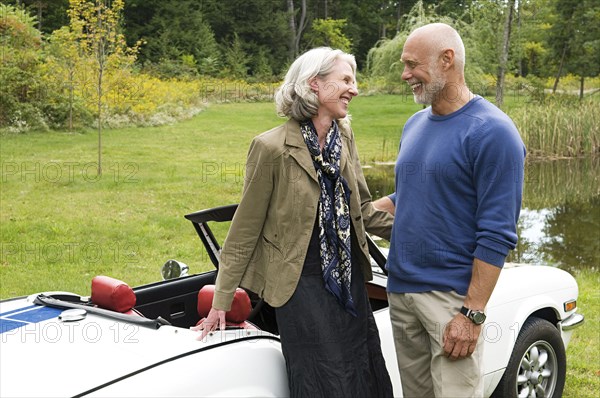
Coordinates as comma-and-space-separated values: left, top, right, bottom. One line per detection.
414, 69, 447, 105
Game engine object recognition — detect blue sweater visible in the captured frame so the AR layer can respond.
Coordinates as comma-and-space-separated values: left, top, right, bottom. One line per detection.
386, 96, 526, 295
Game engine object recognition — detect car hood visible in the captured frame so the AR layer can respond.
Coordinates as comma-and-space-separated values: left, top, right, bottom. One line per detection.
0, 294, 274, 397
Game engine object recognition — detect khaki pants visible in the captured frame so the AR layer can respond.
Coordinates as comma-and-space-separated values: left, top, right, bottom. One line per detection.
387, 291, 484, 398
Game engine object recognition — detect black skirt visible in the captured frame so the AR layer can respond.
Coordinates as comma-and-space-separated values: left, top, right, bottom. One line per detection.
275, 233, 393, 398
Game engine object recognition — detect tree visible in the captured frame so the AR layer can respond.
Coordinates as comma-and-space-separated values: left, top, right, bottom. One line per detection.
45, 26, 80, 130
124, 0, 220, 76
68, 0, 136, 175
304, 18, 352, 52
365, 1, 459, 88
496, 0, 516, 107
561, 0, 600, 99
223, 32, 249, 79
0, 4, 44, 130
3, 0, 69, 35
287, 0, 308, 60
546, 0, 586, 93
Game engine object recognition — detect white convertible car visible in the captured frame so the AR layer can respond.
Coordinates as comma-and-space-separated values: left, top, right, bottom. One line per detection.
0, 204, 584, 398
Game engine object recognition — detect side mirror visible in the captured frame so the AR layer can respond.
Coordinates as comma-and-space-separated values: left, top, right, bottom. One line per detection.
161, 259, 189, 280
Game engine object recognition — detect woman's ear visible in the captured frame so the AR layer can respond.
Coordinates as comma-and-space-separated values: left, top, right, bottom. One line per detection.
309, 77, 319, 93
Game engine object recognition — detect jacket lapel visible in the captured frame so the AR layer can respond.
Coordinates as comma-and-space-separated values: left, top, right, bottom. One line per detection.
284, 119, 319, 183
339, 124, 350, 175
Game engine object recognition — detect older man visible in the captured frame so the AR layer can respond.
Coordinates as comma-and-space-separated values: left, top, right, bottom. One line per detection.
374, 23, 526, 397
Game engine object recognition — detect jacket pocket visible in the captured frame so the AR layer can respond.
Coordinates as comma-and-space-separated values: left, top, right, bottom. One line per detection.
262, 234, 283, 259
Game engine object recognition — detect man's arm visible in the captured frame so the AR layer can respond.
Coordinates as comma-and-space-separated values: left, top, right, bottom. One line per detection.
443, 258, 501, 360
442, 114, 525, 360
373, 195, 395, 215
463, 257, 502, 311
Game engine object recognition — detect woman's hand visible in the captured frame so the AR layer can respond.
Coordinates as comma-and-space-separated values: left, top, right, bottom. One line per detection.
190, 307, 226, 340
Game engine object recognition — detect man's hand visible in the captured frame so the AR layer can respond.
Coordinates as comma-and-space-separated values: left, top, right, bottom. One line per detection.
442, 256, 501, 359
442, 312, 481, 360
190, 307, 226, 340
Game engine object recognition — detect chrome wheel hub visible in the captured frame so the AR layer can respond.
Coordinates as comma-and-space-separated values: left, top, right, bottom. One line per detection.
516, 341, 557, 398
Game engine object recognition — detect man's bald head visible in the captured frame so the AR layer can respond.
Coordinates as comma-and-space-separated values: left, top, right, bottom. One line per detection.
407, 23, 465, 74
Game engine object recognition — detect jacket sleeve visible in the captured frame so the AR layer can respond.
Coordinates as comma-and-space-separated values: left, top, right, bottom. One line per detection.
212, 136, 274, 311
347, 127, 394, 240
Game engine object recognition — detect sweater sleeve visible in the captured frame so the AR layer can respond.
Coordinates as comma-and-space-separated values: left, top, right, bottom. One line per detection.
471, 119, 526, 267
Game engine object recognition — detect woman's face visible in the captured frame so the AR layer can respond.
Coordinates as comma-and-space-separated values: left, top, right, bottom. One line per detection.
313, 59, 358, 121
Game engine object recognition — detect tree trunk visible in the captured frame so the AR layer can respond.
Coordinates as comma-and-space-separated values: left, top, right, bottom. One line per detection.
552, 45, 568, 93
579, 76, 584, 100
97, 78, 103, 176
97, 65, 103, 176
287, 0, 307, 60
96, 6, 104, 177
516, 0, 522, 77
68, 69, 74, 131
396, 0, 402, 34
295, 0, 307, 57
287, 0, 296, 61
495, 0, 515, 108
36, 1, 43, 32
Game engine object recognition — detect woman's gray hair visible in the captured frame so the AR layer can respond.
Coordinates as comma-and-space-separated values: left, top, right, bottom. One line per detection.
275, 47, 357, 121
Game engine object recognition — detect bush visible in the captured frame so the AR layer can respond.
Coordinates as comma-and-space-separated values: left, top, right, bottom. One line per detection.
0, 4, 44, 130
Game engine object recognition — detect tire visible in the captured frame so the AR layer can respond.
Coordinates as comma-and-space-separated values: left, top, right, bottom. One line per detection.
491, 317, 566, 398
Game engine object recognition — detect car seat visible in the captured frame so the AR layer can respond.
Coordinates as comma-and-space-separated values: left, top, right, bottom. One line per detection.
196, 285, 257, 329
91, 275, 143, 316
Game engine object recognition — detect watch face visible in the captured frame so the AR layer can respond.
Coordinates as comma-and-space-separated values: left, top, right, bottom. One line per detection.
472, 311, 486, 324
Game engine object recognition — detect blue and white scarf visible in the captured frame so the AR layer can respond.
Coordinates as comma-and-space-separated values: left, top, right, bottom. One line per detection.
300, 120, 356, 316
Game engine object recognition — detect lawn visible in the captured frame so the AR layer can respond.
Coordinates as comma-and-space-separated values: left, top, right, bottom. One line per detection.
0, 95, 419, 296
1, 95, 597, 396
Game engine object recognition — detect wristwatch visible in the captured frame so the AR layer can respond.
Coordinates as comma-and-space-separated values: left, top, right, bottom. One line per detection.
460, 306, 486, 325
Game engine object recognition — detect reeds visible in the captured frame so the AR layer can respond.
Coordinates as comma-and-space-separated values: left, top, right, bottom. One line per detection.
510, 97, 599, 159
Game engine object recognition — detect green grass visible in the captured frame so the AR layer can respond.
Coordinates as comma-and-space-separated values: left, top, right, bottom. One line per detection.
562, 268, 600, 398
1, 102, 277, 296
1, 96, 597, 396
0, 96, 418, 297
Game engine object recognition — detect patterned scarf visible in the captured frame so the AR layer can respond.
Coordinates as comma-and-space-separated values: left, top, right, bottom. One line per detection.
300, 120, 356, 317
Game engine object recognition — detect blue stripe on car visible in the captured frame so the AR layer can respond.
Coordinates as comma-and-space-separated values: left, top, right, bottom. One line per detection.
0, 306, 63, 334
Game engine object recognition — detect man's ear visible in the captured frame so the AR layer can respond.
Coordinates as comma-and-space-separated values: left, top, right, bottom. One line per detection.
441, 49, 455, 70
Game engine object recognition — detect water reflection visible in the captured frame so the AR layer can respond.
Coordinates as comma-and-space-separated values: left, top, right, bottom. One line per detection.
363, 158, 599, 271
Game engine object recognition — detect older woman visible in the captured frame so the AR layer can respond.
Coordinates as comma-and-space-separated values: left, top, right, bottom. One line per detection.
193, 47, 394, 397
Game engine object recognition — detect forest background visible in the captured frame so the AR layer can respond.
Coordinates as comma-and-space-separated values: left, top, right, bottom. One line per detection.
1, 0, 599, 150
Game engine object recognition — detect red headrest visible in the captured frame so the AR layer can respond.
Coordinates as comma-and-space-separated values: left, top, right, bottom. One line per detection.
91, 275, 136, 313
197, 285, 251, 324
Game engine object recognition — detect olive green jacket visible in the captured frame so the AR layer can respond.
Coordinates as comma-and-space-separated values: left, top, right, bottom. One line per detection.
212, 119, 393, 311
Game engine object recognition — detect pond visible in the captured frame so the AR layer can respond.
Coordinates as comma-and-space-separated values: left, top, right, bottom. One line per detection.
363, 157, 599, 272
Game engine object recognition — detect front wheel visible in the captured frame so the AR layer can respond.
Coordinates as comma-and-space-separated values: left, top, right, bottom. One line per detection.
491, 317, 566, 398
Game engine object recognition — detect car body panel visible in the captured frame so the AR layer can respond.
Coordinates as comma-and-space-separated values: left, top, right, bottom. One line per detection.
1, 295, 287, 398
